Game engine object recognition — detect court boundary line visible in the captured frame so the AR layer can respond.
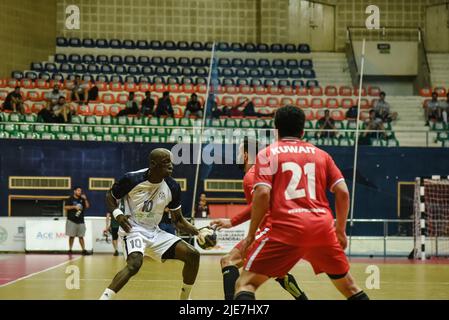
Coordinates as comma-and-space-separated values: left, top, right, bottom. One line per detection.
0, 256, 82, 288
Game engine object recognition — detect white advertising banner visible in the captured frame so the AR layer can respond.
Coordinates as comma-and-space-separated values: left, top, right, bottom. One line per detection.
25, 219, 93, 251
0, 217, 28, 251
193, 218, 249, 254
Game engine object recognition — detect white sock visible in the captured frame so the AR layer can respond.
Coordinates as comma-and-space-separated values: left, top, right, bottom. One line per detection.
99, 288, 116, 300
179, 284, 193, 300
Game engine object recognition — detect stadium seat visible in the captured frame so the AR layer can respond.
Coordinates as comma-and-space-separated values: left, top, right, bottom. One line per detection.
31, 62, 43, 72
163, 40, 177, 50
81, 54, 95, 64
278, 80, 291, 87
256, 43, 269, 52
217, 42, 230, 51
266, 97, 280, 108
250, 79, 262, 86
109, 104, 124, 116
359, 98, 371, 109
136, 40, 150, 50
230, 42, 243, 51
101, 93, 116, 104
339, 86, 353, 97
296, 98, 309, 108
69, 38, 82, 47
178, 57, 191, 67
304, 109, 315, 120
191, 41, 204, 51
221, 96, 235, 107
167, 83, 181, 93
310, 86, 323, 96
326, 98, 339, 109
267, 86, 281, 95
244, 43, 257, 52
177, 41, 190, 50
341, 98, 354, 109
111, 55, 123, 65
82, 38, 95, 48
298, 43, 311, 53
240, 85, 253, 95
96, 55, 109, 64
275, 69, 288, 78
154, 83, 166, 92
310, 98, 324, 109
167, 77, 179, 85
281, 86, 295, 96
95, 39, 109, 48
289, 69, 302, 78
303, 69, 316, 78
296, 86, 308, 95
286, 59, 299, 69
258, 59, 270, 68
123, 39, 136, 49
56, 37, 68, 47
77, 105, 93, 116
270, 43, 283, 52
368, 86, 381, 97
244, 58, 257, 68
325, 86, 338, 96
154, 76, 166, 84
434, 87, 447, 97
38, 72, 51, 81
354, 87, 367, 96
109, 39, 122, 49
272, 59, 285, 69
307, 80, 319, 88
127, 66, 141, 75
21, 78, 36, 89
254, 85, 267, 95
116, 93, 129, 104
138, 56, 151, 66
150, 40, 162, 50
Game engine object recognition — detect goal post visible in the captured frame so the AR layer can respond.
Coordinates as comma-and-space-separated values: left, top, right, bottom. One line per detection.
413, 176, 449, 259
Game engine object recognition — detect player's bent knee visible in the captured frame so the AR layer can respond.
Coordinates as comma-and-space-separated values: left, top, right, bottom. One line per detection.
127, 254, 143, 275
186, 247, 200, 265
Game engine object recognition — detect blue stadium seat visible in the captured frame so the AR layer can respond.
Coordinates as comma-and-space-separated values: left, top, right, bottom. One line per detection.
218, 58, 231, 67
153, 76, 166, 84
68, 54, 81, 64
74, 64, 86, 73
284, 44, 296, 53
298, 43, 311, 53
220, 68, 235, 77
303, 69, 316, 79
264, 79, 277, 87
205, 58, 211, 66
56, 37, 68, 47
230, 42, 243, 51
139, 76, 152, 83
69, 38, 82, 47
25, 71, 38, 80
82, 54, 95, 64
270, 43, 283, 52
82, 38, 95, 48
123, 39, 136, 49
275, 69, 288, 78
114, 65, 126, 74
256, 43, 269, 52
205, 42, 214, 51
300, 59, 314, 69
167, 77, 179, 84
272, 59, 285, 69
168, 67, 181, 76
39, 72, 51, 80
181, 77, 193, 85
286, 59, 299, 69
292, 80, 305, 88
217, 42, 230, 51
96, 55, 109, 64
177, 41, 190, 50
278, 79, 291, 87
250, 79, 262, 86
82, 74, 94, 82
191, 41, 204, 51
248, 69, 261, 78
96, 75, 110, 82
124, 55, 137, 65
262, 69, 274, 78
59, 63, 72, 73
236, 79, 249, 86
109, 39, 122, 49
178, 57, 191, 66
109, 75, 122, 83
163, 40, 177, 50
231, 58, 244, 68
150, 40, 162, 50
96, 39, 109, 48
12, 71, 23, 79
137, 40, 150, 50
195, 77, 207, 85
31, 62, 43, 71
222, 78, 235, 86
52, 73, 64, 82
235, 69, 248, 78
244, 43, 257, 52
306, 80, 319, 88
152, 56, 164, 66
127, 66, 141, 74
181, 67, 194, 77
192, 58, 204, 67
165, 57, 177, 66
138, 56, 151, 66
155, 66, 167, 76
45, 63, 57, 72
111, 55, 123, 65
289, 69, 302, 78
55, 54, 67, 63
125, 75, 138, 83
258, 59, 270, 68
88, 64, 100, 73
66, 74, 76, 81
142, 66, 154, 76
244, 58, 257, 68
195, 67, 208, 77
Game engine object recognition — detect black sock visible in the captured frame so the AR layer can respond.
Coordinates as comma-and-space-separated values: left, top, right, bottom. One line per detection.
275, 273, 308, 300
348, 291, 370, 300
222, 266, 240, 300
234, 291, 255, 300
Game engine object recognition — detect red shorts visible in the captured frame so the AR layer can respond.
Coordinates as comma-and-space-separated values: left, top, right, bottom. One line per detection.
233, 227, 270, 261
243, 229, 350, 278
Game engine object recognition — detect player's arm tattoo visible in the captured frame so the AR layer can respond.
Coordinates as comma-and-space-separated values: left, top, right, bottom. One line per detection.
170, 208, 199, 235
105, 190, 119, 213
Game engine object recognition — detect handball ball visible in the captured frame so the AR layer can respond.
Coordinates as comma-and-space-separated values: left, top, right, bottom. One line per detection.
196, 227, 217, 250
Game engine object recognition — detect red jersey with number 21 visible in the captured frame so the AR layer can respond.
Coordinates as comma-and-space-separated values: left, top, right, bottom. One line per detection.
253, 138, 344, 245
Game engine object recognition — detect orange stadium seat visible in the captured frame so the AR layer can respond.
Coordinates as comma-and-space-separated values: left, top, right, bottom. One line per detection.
310, 98, 324, 108
101, 93, 116, 104
297, 87, 308, 96
339, 86, 352, 96
254, 85, 267, 95
354, 87, 367, 96
221, 96, 235, 107
154, 83, 166, 93
325, 98, 339, 109
368, 86, 381, 96
434, 87, 447, 97
62, 80, 74, 90
96, 82, 109, 91
225, 86, 239, 94
0, 79, 6, 88
196, 84, 207, 94
176, 95, 189, 106
252, 97, 264, 107
139, 82, 153, 93
124, 82, 138, 92
174, 106, 183, 118
240, 85, 254, 95
296, 97, 309, 108
20, 78, 36, 89
331, 110, 345, 121
325, 86, 338, 96
117, 93, 129, 104
316, 109, 326, 119
32, 103, 45, 113
268, 86, 281, 95
304, 109, 315, 120
110, 82, 123, 92
93, 105, 109, 116
266, 97, 280, 108
77, 104, 93, 116
134, 93, 145, 104
0, 89, 8, 101
26, 91, 41, 101
109, 104, 124, 116
36, 79, 50, 89
341, 98, 354, 109
167, 84, 181, 93
310, 86, 323, 96
7, 79, 19, 88
180, 83, 194, 93
281, 86, 295, 96
23, 102, 33, 114
280, 97, 294, 106
359, 98, 371, 109
420, 88, 432, 97
235, 96, 247, 106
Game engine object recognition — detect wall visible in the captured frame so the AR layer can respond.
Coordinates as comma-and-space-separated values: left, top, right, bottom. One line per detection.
0, 0, 57, 78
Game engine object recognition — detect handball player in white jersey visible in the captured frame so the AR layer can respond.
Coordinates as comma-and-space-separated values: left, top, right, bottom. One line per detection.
100, 148, 204, 300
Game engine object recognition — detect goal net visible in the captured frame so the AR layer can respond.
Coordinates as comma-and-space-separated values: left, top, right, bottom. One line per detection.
413, 176, 449, 259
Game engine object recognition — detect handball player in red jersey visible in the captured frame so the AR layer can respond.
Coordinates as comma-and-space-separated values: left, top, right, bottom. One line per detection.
234, 105, 369, 300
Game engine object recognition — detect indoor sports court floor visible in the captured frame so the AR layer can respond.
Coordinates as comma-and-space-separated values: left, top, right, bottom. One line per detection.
0, 254, 448, 300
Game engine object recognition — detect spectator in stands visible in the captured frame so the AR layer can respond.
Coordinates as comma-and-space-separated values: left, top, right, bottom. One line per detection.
316, 109, 337, 139
46, 84, 62, 108
346, 105, 358, 121
39, 96, 74, 123
86, 81, 99, 104
64, 186, 91, 255
373, 92, 397, 123
71, 75, 87, 105
104, 212, 120, 256
117, 92, 139, 117
155, 91, 174, 117
184, 93, 203, 118
141, 91, 155, 116
196, 193, 210, 218
424, 92, 442, 126
231, 98, 273, 118
2, 86, 24, 114
363, 109, 386, 139
210, 101, 222, 119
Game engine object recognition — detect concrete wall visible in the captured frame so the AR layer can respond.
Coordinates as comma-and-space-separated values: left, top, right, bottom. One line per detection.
0, 0, 57, 78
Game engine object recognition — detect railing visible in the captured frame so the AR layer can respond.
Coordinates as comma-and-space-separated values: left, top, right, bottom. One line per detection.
345, 27, 359, 87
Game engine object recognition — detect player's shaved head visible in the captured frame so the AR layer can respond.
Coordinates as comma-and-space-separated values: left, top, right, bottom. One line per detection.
148, 148, 174, 182
150, 148, 172, 163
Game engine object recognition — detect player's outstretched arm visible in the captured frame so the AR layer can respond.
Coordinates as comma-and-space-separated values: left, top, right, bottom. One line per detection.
210, 204, 252, 230
333, 181, 350, 249
171, 208, 199, 236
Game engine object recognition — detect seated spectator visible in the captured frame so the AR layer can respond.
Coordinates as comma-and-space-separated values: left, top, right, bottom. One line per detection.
70, 75, 88, 105
210, 101, 222, 119
195, 193, 210, 218
155, 91, 174, 117
363, 109, 386, 139
47, 85, 62, 108
316, 109, 337, 138
346, 105, 358, 121
184, 93, 203, 119
117, 92, 139, 117
231, 98, 273, 118
141, 91, 155, 116
2, 86, 24, 114
424, 92, 442, 126
373, 92, 397, 123
86, 81, 99, 104
439, 92, 449, 125
39, 96, 74, 123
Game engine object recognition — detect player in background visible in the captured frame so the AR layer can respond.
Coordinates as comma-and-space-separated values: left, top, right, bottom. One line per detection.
234, 106, 369, 300
104, 212, 120, 256
100, 148, 204, 300
210, 138, 308, 300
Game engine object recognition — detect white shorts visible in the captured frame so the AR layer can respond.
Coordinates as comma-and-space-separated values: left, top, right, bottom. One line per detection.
119, 225, 181, 262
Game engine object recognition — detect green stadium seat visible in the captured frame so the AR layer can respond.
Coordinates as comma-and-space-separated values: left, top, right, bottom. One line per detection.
386, 138, 399, 147
110, 126, 124, 135
41, 132, 56, 140
33, 124, 48, 134
117, 116, 130, 126
25, 132, 41, 139
125, 127, 139, 135
79, 126, 92, 134
163, 117, 176, 126
148, 117, 160, 126
18, 124, 32, 133
150, 136, 160, 143
116, 134, 128, 143
223, 118, 237, 128
93, 126, 106, 135
8, 113, 23, 122
132, 117, 147, 126
64, 125, 79, 134
56, 133, 70, 140
49, 125, 63, 134
0, 131, 10, 138
134, 135, 145, 143
101, 116, 115, 125
240, 119, 252, 128
178, 118, 192, 127
436, 132, 449, 142
443, 140, 449, 148
207, 118, 222, 127
71, 116, 84, 124
370, 138, 385, 147
85, 133, 98, 141
140, 127, 151, 135
70, 133, 84, 141
4, 124, 18, 133
101, 134, 116, 142
432, 122, 446, 131
84, 116, 97, 125
24, 114, 37, 123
